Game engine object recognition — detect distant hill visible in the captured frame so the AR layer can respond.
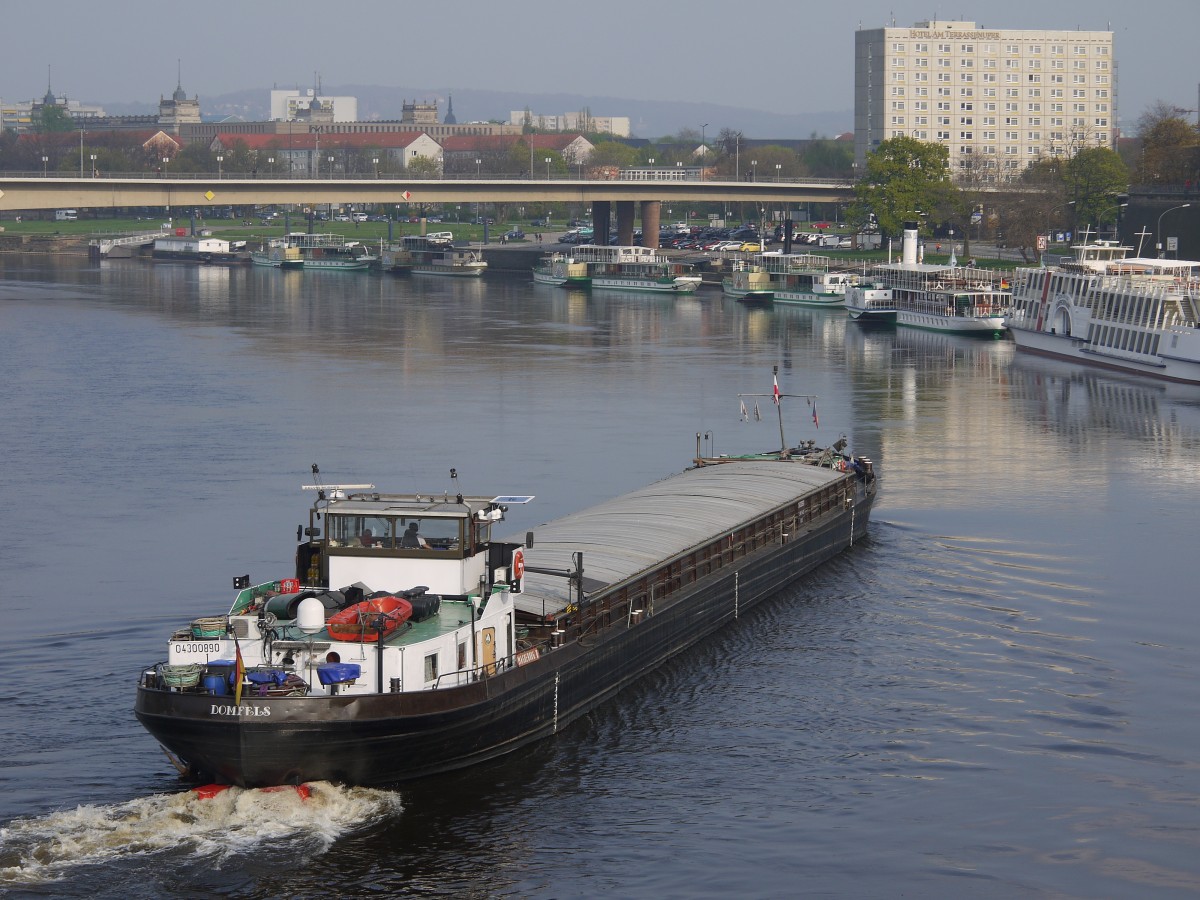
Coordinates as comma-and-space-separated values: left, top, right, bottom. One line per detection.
98, 85, 850, 140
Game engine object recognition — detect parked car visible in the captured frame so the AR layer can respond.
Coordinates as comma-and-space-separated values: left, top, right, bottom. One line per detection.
739, 242, 763, 253
503, 229, 525, 241
333, 214, 351, 222
351, 213, 368, 222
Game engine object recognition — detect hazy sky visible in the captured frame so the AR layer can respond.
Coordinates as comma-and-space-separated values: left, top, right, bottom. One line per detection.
4, 0, 1196, 133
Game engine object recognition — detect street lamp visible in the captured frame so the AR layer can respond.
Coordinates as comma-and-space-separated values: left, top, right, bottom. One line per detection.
216, 155, 223, 179
1042, 200, 1075, 263
1097, 201, 1128, 239
545, 156, 551, 180
328, 155, 334, 179
372, 157, 379, 178
475, 158, 481, 177
1156, 203, 1191, 258
267, 156, 274, 176
89, 154, 97, 177
751, 160, 757, 182
41, 155, 48, 176
775, 163, 782, 181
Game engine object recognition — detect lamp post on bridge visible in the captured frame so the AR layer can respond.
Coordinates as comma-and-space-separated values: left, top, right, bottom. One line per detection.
775, 163, 782, 182
42, 155, 48, 176
545, 157, 551, 180
373, 157, 379, 179
751, 160, 757, 182
475, 158, 481, 178
89, 154, 97, 178
328, 155, 334, 179
267, 156, 274, 177
216, 155, 223, 179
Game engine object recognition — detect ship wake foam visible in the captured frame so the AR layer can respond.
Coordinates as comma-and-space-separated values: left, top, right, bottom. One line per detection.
0, 781, 403, 886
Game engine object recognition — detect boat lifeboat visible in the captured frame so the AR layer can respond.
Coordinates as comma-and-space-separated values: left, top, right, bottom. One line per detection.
326, 596, 414, 642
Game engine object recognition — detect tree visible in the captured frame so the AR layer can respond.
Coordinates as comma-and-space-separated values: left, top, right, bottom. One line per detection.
37, 105, 73, 133
850, 136, 955, 238
587, 141, 639, 170
405, 156, 442, 180
1062, 147, 1128, 228
1136, 101, 1200, 185
800, 137, 854, 179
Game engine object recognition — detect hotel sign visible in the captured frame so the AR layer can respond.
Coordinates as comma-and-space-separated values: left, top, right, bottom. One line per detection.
906, 29, 1001, 40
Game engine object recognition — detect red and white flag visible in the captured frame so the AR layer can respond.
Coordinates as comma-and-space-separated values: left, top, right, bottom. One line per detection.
772, 374, 780, 405
812, 401, 819, 429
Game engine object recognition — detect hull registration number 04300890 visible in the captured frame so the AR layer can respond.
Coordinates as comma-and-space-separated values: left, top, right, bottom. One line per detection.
172, 642, 224, 656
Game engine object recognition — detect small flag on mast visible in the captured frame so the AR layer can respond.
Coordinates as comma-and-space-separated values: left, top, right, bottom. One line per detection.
773, 374, 780, 405
812, 401, 819, 429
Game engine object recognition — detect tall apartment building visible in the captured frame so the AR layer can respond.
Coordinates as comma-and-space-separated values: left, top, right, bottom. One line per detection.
855, 20, 1115, 181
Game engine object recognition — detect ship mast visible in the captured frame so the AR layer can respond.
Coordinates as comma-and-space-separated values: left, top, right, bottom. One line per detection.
737, 366, 818, 456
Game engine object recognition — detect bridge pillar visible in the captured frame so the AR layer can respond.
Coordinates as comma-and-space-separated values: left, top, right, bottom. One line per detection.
592, 201, 611, 246
640, 201, 661, 249
616, 200, 636, 245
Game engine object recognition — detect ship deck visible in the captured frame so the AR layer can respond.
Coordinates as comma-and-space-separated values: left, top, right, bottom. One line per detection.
506, 460, 849, 617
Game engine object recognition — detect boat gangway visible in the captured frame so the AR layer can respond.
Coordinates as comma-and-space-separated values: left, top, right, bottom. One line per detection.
89, 232, 162, 259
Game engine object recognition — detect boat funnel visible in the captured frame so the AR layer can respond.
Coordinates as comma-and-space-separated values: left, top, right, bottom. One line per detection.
902, 222, 919, 266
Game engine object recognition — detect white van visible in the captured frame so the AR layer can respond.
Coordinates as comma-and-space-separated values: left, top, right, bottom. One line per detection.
55, 209, 78, 221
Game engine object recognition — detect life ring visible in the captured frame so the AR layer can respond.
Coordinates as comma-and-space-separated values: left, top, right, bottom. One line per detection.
512, 549, 526, 580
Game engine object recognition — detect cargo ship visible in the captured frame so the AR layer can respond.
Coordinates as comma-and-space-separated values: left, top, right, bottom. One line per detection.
135, 393, 876, 787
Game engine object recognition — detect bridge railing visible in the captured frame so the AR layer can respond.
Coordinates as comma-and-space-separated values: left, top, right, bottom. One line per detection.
1, 169, 855, 186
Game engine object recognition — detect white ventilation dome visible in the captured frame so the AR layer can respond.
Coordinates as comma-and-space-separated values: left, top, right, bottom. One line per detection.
297, 596, 326, 634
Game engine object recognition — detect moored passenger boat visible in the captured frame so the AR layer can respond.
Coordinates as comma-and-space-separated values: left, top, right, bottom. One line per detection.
759, 253, 860, 306
250, 238, 303, 269
285, 233, 376, 271
568, 244, 702, 293
532, 251, 591, 286
721, 261, 775, 302
135, 409, 876, 787
394, 234, 487, 277
1006, 238, 1200, 383
845, 223, 1009, 336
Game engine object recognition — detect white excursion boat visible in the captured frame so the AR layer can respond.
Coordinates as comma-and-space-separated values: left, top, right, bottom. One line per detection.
1006, 237, 1200, 384
721, 261, 774, 302
135, 431, 877, 788
385, 234, 487, 277
845, 223, 1009, 336
758, 253, 860, 306
565, 245, 702, 294
532, 251, 591, 286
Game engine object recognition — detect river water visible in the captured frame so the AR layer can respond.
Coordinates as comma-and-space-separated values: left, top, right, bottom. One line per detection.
1, 254, 1198, 898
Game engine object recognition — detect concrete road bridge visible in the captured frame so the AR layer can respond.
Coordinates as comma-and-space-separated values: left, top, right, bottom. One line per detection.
0, 174, 857, 246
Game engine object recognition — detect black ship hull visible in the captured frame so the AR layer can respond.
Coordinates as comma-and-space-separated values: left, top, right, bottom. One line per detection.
135, 489, 873, 788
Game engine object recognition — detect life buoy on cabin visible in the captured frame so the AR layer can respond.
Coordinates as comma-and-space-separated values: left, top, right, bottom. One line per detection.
512, 548, 526, 581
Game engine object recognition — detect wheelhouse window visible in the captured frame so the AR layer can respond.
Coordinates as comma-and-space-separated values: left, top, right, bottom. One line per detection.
328, 515, 393, 549
325, 513, 464, 553
396, 517, 461, 551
